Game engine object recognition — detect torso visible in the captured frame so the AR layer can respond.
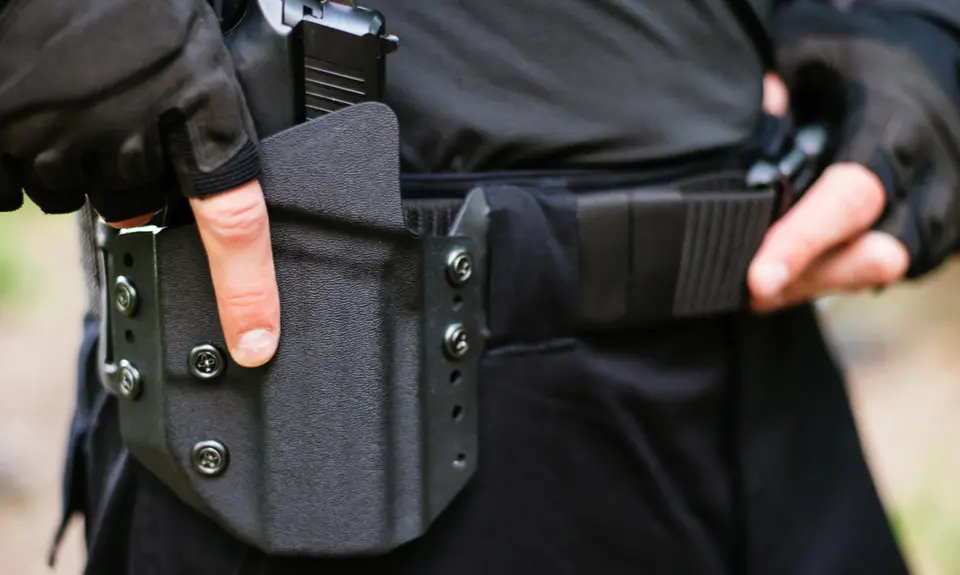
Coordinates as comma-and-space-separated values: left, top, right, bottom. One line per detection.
363, 0, 771, 172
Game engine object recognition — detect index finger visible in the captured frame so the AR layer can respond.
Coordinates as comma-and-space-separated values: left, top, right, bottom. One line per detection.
190, 180, 280, 367
748, 163, 886, 298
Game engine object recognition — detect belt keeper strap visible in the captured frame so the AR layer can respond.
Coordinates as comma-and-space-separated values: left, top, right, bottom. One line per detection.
578, 186, 777, 328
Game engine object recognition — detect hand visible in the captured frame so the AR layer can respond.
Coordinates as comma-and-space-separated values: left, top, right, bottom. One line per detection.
110, 182, 280, 368
748, 74, 909, 312
770, 1, 960, 281
747, 163, 909, 312
0, 0, 281, 367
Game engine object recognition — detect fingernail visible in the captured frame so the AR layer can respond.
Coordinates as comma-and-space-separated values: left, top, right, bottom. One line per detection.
235, 329, 278, 367
752, 261, 789, 297
868, 234, 907, 263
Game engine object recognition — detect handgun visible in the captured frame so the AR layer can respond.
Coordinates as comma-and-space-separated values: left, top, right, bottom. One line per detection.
215, 0, 399, 137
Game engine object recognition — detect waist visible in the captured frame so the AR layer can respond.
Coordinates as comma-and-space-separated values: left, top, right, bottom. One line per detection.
399, 113, 824, 331
399, 113, 791, 200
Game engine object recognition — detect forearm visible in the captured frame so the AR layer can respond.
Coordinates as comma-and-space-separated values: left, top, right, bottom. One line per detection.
772, 0, 960, 105
856, 0, 960, 30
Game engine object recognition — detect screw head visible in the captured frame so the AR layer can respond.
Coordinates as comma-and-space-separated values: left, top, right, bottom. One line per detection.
445, 250, 473, 286
117, 360, 142, 400
114, 276, 138, 316
192, 440, 229, 477
189, 344, 226, 381
443, 323, 470, 360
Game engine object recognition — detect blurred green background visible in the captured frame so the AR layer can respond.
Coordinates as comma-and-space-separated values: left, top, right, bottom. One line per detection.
0, 201, 958, 574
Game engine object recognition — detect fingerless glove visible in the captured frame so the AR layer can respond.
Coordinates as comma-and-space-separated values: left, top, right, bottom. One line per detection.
0, 0, 260, 222
774, 2, 960, 277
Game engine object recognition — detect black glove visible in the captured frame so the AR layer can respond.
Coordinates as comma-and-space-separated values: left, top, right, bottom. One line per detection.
0, 0, 260, 222
774, 2, 960, 278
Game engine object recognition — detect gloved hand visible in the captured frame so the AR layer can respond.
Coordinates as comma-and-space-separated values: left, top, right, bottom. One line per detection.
0, 0, 260, 220
0, 0, 280, 367
748, 2, 960, 311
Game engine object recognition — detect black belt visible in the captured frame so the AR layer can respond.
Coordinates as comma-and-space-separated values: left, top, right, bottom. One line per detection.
399, 124, 829, 329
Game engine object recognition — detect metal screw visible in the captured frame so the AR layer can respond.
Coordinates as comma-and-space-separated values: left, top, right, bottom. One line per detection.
114, 276, 138, 316
443, 323, 470, 360
189, 344, 226, 381
192, 440, 229, 477
445, 250, 473, 286
117, 360, 142, 400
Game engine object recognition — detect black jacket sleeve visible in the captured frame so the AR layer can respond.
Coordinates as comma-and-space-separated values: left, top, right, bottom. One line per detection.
858, 0, 960, 31
772, 0, 960, 278
0, 0, 260, 222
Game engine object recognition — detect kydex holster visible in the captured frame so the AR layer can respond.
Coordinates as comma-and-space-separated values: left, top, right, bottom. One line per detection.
95, 0, 486, 557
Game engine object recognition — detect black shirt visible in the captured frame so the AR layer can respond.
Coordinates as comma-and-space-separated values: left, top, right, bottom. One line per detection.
363, 0, 771, 172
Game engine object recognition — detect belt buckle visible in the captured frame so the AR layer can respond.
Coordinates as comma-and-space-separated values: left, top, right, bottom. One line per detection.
746, 124, 830, 219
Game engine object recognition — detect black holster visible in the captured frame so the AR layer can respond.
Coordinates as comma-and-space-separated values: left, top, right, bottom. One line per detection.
95, 102, 485, 556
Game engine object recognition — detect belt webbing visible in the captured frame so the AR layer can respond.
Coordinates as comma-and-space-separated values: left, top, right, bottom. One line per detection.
404, 198, 464, 237
576, 184, 775, 327
402, 172, 777, 329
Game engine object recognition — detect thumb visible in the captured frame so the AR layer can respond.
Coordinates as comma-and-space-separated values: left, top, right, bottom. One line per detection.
189, 180, 280, 367
748, 163, 886, 299
763, 73, 790, 117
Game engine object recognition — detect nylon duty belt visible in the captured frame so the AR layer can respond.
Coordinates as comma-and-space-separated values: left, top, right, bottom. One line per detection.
94, 103, 827, 559
402, 122, 828, 330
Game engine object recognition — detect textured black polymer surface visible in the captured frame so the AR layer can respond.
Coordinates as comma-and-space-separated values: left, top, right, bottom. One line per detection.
108, 102, 475, 556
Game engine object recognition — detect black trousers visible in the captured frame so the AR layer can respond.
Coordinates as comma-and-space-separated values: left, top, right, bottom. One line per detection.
61, 185, 909, 574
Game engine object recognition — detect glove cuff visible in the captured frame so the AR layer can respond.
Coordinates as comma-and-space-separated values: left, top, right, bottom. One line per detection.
181, 137, 260, 198
867, 152, 927, 277
163, 121, 262, 199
